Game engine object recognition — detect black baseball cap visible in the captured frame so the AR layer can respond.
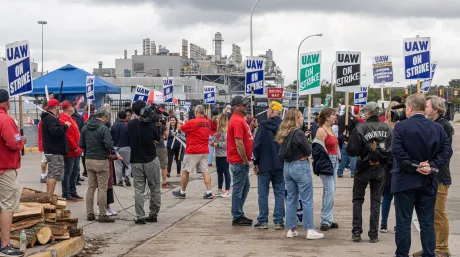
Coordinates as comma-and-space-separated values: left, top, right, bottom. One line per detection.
0, 89, 9, 103
231, 96, 251, 106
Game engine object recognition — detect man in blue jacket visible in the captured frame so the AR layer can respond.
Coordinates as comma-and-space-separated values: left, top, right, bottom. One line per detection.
391, 94, 453, 257
253, 101, 285, 230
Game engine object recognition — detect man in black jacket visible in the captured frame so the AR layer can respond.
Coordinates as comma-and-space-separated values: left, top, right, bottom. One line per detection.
128, 100, 161, 224
253, 101, 285, 230
346, 102, 392, 243
79, 107, 115, 223
411, 96, 453, 257
41, 99, 71, 195
337, 106, 360, 178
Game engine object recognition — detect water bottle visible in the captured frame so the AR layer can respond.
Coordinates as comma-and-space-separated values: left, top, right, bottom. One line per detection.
19, 230, 26, 252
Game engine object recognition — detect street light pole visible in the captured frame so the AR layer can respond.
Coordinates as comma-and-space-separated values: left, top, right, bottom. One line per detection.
249, 0, 261, 116
330, 61, 336, 108
37, 21, 47, 76
296, 34, 323, 108
389, 81, 400, 100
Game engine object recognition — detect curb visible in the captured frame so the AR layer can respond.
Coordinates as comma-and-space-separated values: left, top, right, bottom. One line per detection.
24, 147, 39, 153
29, 236, 84, 257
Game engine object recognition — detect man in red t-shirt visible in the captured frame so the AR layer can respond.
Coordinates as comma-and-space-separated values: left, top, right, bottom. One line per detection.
227, 96, 254, 226
172, 105, 213, 200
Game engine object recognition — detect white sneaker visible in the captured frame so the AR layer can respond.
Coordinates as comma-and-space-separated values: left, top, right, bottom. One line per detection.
221, 190, 232, 198
287, 229, 299, 238
109, 208, 117, 216
307, 229, 324, 240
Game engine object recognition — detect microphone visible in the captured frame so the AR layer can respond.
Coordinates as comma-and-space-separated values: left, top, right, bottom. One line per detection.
402, 160, 438, 174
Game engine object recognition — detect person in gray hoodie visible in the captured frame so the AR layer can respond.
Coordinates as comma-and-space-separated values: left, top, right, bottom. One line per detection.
79, 107, 116, 223
210, 114, 231, 198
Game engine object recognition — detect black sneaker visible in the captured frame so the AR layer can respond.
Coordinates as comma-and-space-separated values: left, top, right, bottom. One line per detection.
320, 224, 330, 231
172, 190, 186, 199
167, 173, 171, 178
203, 192, 214, 199
135, 218, 146, 225
78, 177, 85, 182
380, 224, 388, 233
241, 216, 253, 223
338, 174, 344, 178
254, 222, 268, 229
124, 178, 131, 187
117, 181, 123, 187
274, 223, 285, 230
352, 232, 361, 242
98, 215, 115, 223
87, 213, 96, 221
145, 215, 158, 223
40, 176, 47, 183
76, 181, 82, 186
232, 216, 252, 226
82, 172, 88, 177
0, 244, 24, 256
369, 237, 379, 243
330, 222, 339, 229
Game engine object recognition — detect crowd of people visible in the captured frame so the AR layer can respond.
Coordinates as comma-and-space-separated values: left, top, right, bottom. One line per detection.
0, 86, 455, 256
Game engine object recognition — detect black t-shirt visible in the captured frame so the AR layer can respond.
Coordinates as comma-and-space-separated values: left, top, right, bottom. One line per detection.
128, 119, 160, 163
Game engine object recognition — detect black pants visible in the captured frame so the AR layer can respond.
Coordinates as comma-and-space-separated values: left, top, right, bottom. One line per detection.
167, 147, 182, 175
216, 157, 230, 190
352, 165, 385, 239
81, 155, 87, 176
394, 187, 437, 257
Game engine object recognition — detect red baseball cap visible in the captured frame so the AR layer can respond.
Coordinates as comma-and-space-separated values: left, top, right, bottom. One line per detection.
353, 106, 360, 114
61, 100, 73, 110
47, 99, 61, 108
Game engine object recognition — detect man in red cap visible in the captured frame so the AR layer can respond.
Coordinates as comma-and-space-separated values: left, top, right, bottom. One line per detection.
41, 99, 71, 195
59, 101, 84, 202
354, 106, 364, 123
0, 89, 27, 256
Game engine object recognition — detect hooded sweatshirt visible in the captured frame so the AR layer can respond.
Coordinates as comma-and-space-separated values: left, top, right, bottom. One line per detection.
41, 111, 69, 156
79, 118, 113, 160
252, 116, 284, 172
59, 113, 81, 158
0, 105, 24, 173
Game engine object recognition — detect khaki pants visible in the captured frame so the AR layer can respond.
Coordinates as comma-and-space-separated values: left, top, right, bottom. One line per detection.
434, 183, 449, 253
85, 159, 109, 216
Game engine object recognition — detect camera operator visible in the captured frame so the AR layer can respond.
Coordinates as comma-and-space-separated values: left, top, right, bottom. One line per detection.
128, 100, 161, 224
411, 96, 454, 257
346, 102, 392, 243
391, 94, 452, 257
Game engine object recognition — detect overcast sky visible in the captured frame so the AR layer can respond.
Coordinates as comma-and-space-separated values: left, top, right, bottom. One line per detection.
1, 0, 459, 87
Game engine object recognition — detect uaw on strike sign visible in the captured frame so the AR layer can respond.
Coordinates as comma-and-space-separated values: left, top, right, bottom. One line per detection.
245, 57, 265, 95
404, 37, 431, 80
6, 40, 33, 97
372, 55, 393, 84
163, 77, 173, 103
335, 51, 361, 92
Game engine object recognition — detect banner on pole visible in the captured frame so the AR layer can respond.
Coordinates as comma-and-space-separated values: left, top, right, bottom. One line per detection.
203, 86, 216, 104
5, 40, 33, 97
335, 51, 361, 92
86, 76, 95, 100
421, 62, 438, 93
163, 78, 173, 103
267, 88, 284, 99
372, 55, 394, 84
354, 86, 368, 105
132, 85, 151, 102
299, 51, 321, 95
404, 37, 431, 80
245, 57, 265, 95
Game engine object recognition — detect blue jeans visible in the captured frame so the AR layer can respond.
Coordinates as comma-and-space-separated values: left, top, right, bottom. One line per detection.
208, 136, 215, 165
381, 186, 393, 226
337, 143, 356, 176
62, 157, 80, 197
257, 169, 285, 225
284, 160, 315, 230
216, 157, 231, 190
319, 154, 338, 226
394, 187, 437, 257
230, 163, 250, 220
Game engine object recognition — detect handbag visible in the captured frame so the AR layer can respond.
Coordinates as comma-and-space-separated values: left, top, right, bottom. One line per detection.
279, 129, 297, 159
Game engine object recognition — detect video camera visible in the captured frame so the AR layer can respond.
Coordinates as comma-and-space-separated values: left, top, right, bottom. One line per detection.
139, 103, 169, 123
390, 103, 406, 122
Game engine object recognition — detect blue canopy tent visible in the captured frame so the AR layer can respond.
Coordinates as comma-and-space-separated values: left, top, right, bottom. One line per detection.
29, 64, 121, 107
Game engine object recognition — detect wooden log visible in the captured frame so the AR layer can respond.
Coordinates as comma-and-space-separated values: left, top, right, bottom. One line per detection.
53, 232, 70, 240
13, 203, 44, 222
11, 216, 44, 231
55, 200, 67, 209
20, 193, 57, 205
45, 213, 57, 223
11, 229, 37, 248
21, 188, 36, 195
47, 224, 67, 236
60, 209, 71, 219
9, 239, 20, 249
42, 203, 56, 213
56, 218, 78, 231
68, 228, 83, 237
35, 225, 52, 245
